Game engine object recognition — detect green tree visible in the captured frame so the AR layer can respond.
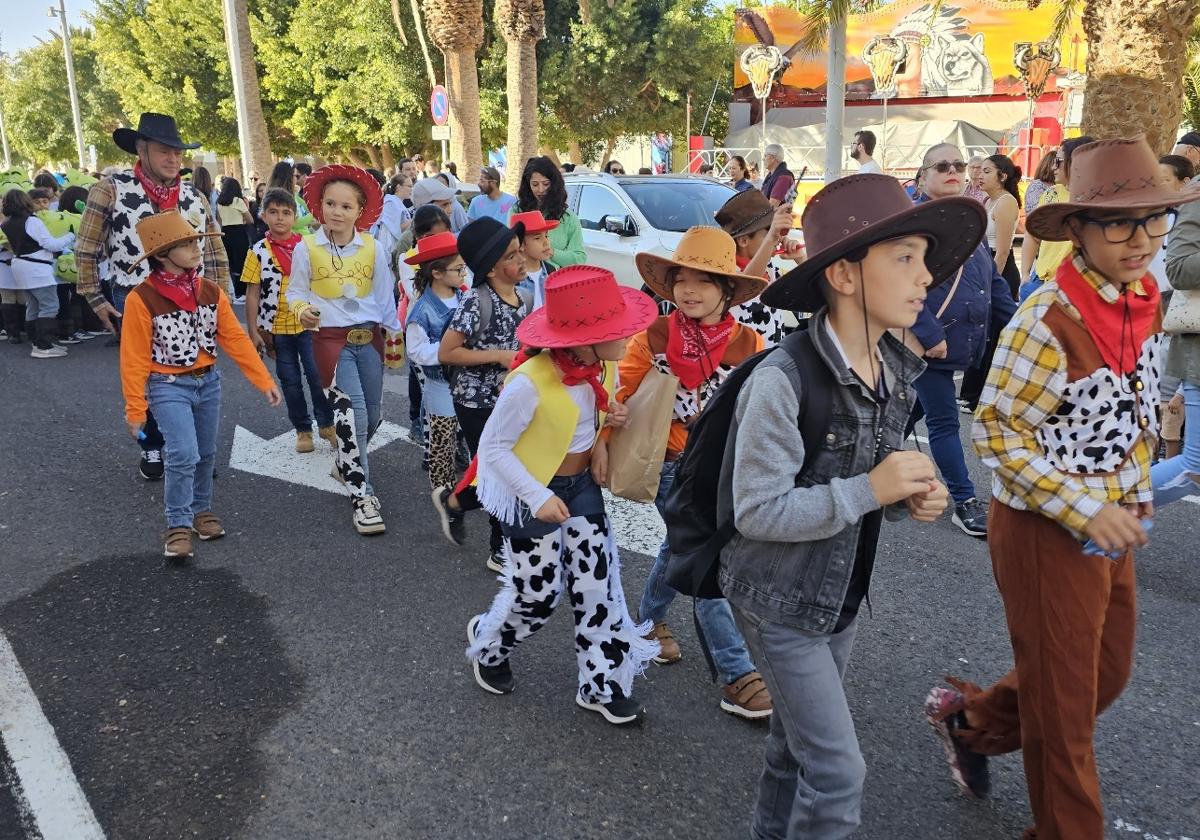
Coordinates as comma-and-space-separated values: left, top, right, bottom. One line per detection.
0, 29, 127, 168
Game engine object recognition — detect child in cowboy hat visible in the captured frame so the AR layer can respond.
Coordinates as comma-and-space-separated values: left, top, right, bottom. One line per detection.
119, 211, 281, 560
927, 136, 1200, 840
403, 231, 467, 497
510, 210, 557, 309
618, 226, 775, 720
286, 164, 403, 536
465, 264, 661, 725
714, 188, 805, 346
721, 173, 972, 836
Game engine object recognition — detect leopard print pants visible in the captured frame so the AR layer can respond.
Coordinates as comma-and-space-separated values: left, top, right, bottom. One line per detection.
325, 385, 368, 499
425, 414, 459, 492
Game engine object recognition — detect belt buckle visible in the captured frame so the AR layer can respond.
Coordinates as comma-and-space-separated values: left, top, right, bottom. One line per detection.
347, 327, 373, 346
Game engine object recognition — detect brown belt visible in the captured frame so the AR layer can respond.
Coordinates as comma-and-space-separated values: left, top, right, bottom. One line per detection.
663, 449, 683, 463
184, 365, 214, 378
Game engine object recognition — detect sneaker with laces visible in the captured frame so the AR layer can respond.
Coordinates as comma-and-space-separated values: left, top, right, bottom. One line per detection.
721, 671, 773, 720
56, 333, 82, 345
163, 527, 194, 560
432, 487, 466, 545
485, 553, 505, 573
73, 331, 96, 341
31, 344, 68, 358
86, 330, 109, 337
924, 685, 990, 798
576, 685, 645, 725
644, 621, 681, 664
139, 449, 164, 481
353, 496, 386, 535
952, 497, 988, 537
467, 615, 514, 695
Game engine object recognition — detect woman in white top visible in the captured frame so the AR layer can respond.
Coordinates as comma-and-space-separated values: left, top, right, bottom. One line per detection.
216, 176, 254, 297
980, 154, 1022, 299
0, 190, 75, 357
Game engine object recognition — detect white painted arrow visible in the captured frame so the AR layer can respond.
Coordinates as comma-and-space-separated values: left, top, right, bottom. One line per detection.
228, 421, 412, 495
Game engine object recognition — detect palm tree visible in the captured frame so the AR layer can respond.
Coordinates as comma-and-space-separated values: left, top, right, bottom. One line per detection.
223, 0, 273, 176
496, 0, 545, 193
421, 0, 485, 173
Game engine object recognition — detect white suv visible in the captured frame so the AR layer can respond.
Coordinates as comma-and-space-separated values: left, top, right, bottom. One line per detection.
563, 172, 737, 288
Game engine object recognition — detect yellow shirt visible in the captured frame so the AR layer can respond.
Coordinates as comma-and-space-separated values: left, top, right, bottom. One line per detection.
242, 245, 304, 335
1034, 185, 1073, 280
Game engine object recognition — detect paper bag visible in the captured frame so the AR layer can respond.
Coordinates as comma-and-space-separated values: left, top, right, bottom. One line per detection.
606, 367, 679, 503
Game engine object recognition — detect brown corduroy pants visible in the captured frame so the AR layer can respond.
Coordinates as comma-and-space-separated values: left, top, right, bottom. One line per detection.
948, 501, 1136, 840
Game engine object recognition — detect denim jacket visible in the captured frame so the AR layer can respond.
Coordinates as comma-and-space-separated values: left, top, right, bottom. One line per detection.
407, 288, 462, 383
717, 312, 921, 633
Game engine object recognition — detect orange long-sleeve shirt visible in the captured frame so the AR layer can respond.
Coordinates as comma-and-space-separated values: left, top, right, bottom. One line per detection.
120, 279, 275, 424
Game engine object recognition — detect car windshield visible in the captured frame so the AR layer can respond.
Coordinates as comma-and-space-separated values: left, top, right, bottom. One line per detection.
621, 180, 735, 233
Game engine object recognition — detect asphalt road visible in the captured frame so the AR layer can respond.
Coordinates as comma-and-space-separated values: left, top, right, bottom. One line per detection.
1, 334, 1197, 840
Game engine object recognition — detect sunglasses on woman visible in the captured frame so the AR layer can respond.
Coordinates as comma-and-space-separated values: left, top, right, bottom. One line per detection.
924, 160, 967, 174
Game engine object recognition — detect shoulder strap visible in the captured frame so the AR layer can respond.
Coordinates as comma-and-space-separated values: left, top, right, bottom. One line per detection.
473, 287, 493, 344
515, 286, 533, 316
934, 266, 966, 320
779, 329, 834, 474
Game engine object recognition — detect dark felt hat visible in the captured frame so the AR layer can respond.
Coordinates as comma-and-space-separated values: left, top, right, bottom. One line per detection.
457, 216, 525, 286
762, 174, 985, 313
113, 113, 201, 156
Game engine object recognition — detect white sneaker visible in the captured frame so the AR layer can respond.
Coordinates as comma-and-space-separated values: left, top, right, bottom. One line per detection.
31, 344, 67, 358
73, 331, 96, 341
353, 495, 386, 535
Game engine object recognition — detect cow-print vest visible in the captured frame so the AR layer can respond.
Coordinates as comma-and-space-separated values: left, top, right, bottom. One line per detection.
130, 279, 221, 368
1035, 299, 1162, 475
250, 238, 286, 332
108, 172, 208, 289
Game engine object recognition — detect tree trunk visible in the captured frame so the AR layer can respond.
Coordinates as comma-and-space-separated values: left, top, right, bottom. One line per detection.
1080, 0, 1199, 154
568, 139, 584, 166
599, 138, 616, 168
389, 0, 410, 46
409, 0, 439, 88
498, 0, 545, 194
381, 143, 396, 172
229, 0, 274, 177
347, 149, 368, 167
444, 49, 484, 174
538, 145, 562, 166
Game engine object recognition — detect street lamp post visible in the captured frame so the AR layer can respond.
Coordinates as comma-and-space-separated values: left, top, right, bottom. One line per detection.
48, 0, 86, 170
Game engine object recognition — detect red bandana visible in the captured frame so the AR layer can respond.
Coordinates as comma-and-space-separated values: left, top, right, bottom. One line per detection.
134, 160, 181, 211
148, 267, 201, 312
549, 348, 610, 413
1054, 257, 1160, 375
267, 233, 303, 277
666, 309, 736, 389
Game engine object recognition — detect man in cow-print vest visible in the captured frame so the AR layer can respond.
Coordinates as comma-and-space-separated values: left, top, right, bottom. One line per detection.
75, 113, 231, 482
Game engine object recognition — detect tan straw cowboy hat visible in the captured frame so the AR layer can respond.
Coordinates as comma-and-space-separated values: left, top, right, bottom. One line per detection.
1026, 135, 1200, 241
131, 211, 221, 266
635, 226, 766, 308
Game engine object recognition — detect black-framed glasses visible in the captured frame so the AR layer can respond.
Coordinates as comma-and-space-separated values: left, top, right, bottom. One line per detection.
1076, 209, 1178, 243
924, 160, 967, 174
439, 265, 469, 276
1053, 158, 1064, 169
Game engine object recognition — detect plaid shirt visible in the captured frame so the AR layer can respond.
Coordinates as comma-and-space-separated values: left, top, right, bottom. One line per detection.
75, 178, 231, 307
972, 254, 1155, 538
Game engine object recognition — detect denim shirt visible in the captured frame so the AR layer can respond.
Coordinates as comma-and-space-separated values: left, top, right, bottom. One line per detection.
407, 288, 462, 383
717, 311, 922, 633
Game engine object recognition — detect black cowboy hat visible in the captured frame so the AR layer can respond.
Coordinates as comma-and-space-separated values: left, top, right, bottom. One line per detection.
112, 113, 201, 156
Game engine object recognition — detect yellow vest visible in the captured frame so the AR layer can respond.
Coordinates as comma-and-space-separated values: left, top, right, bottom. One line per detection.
502, 353, 617, 487
305, 233, 377, 300
1035, 185, 1073, 280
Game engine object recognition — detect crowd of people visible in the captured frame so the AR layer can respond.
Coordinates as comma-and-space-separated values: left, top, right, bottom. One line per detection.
3, 109, 1198, 840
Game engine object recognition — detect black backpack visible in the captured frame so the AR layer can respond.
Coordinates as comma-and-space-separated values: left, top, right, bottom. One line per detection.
662, 328, 834, 599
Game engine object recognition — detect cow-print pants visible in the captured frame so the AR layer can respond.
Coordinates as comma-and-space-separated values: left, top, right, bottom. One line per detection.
325, 386, 369, 499
468, 493, 658, 703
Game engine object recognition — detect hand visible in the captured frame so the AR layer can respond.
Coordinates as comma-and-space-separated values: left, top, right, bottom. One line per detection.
494, 349, 517, 368
259, 331, 276, 359
924, 340, 948, 359
604, 402, 630, 429
299, 308, 320, 330
779, 238, 805, 262
534, 495, 570, 524
93, 300, 122, 334
264, 385, 283, 407
127, 420, 144, 440
906, 480, 949, 523
768, 206, 793, 239
1167, 392, 1184, 416
869, 451, 937, 506
1083, 504, 1149, 555
591, 440, 610, 487
250, 329, 266, 355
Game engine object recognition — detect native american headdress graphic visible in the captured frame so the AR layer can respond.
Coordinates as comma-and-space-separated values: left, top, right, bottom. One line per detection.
862, 36, 909, 96
736, 9, 805, 99
1013, 40, 1061, 99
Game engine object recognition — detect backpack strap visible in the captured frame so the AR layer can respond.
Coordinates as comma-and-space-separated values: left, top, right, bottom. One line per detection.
778, 328, 834, 475
473, 287, 493, 345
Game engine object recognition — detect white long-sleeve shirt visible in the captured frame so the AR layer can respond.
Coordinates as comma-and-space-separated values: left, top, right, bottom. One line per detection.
9, 216, 75, 290
286, 227, 401, 331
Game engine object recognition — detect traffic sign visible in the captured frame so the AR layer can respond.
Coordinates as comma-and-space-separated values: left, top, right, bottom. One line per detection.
431, 125, 452, 141
430, 85, 450, 127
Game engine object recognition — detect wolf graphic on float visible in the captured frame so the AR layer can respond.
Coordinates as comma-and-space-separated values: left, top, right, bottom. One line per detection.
883, 3, 995, 97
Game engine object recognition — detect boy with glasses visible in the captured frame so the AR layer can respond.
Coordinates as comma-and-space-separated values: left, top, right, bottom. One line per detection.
925, 137, 1196, 840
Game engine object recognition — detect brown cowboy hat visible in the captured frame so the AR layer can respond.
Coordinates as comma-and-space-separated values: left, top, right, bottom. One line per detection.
762, 174, 985, 313
635, 226, 766, 308
131, 211, 220, 266
1025, 135, 1200, 241
715, 189, 775, 238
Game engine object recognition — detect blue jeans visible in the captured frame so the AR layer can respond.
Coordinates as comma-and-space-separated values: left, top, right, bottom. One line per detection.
912, 367, 976, 505
501, 471, 607, 539
113, 284, 165, 453
1151, 381, 1200, 507
335, 341, 384, 495
147, 369, 222, 528
734, 606, 863, 840
274, 332, 333, 431
639, 459, 756, 685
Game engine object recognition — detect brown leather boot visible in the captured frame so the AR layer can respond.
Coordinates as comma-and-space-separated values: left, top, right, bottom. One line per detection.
296, 430, 315, 453
721, 671, 773, 720
318, 425, 336, 447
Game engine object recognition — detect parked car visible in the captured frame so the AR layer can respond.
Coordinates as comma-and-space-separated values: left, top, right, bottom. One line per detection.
563, 172, 738, 288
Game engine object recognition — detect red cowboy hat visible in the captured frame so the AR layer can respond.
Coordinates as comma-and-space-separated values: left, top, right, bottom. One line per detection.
510, 210, 559, 235
516, 265, 658, 348
302, 164, 384, 231
404, 231, 459, 265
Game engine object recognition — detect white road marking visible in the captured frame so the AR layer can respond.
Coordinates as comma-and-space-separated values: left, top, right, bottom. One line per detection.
228, 422, 409, 495
0, 632, 105, 840
1112, 816, 1196, 840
